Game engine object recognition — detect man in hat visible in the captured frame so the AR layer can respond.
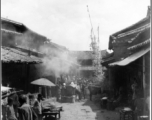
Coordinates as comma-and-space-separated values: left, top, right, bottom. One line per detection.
9, 88, 20, 118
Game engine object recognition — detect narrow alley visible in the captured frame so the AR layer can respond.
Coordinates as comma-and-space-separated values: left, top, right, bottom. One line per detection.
56, 100, 119, 120
1, 1, 150, 120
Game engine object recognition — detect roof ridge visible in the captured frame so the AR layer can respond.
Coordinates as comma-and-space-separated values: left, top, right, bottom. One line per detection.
1, 17, 23, 26
112, 16, 150, 37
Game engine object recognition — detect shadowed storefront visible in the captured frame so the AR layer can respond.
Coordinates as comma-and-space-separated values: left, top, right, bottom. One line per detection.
101, 6, 150, 119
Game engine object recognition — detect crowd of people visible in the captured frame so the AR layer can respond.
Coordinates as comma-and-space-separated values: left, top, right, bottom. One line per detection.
59, 81, 89, 102
1, 78, 95, 120
1, 89, 57, 120
58, 77, 102, 103
3, 77, 149, 120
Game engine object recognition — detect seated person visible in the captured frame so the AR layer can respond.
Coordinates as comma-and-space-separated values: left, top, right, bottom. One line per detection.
6, 98, 17, 120
112, 87, 126, 109
33, 94, 45, 120
18, 94, 37, 120
33, 94, 61, 119
29, 94, 37, 107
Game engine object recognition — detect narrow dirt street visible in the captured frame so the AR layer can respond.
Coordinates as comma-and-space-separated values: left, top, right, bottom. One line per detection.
56, 100, 119, 120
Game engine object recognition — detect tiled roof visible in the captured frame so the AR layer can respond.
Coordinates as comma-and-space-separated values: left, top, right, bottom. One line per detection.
1, 46, 42, 63
1, 17, 23, 26
109, 7, 151, 50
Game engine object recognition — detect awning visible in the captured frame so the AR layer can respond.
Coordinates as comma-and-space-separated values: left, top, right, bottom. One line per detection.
109, 47, 150, 66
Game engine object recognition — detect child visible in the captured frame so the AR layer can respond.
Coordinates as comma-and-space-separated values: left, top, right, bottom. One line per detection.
6, 98, 17, 120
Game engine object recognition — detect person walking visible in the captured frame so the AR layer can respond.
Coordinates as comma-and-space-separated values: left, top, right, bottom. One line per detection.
88, 83, 93, 101
6, 98, 17, 120
77, 84, 82, 101
81, 82, 86, 99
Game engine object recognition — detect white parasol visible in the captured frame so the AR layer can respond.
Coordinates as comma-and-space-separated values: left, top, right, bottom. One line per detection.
31, 78, 55, 98
31, 78, 55, 87
70, 82, 76, 88
1, 85, 11, 92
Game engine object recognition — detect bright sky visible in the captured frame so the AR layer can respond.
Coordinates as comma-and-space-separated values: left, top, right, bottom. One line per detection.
1, 0, 150, 51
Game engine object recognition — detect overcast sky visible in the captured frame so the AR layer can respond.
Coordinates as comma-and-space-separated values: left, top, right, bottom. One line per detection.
1, 0, 150, 51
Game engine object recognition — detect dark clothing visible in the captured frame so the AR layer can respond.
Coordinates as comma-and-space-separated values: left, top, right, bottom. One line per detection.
78, 92, 82, 100
89, 93, 92, 101
81, 84, 85, 91
88, 86, 93, 101
76, 85, 82, 100
2, 105, 7, 120
61, 88, 66, 96
10, 94, 20, 117
81, 84, 85, 99
82, 90, 85, 99
18, 104, 37, 120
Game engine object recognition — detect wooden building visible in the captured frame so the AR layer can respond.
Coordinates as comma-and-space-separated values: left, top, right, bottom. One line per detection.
1, 17, 74, 97
69, 50, 110, 81
102, 7, 150, 114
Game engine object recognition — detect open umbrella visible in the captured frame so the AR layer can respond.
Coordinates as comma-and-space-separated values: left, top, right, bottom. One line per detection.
31, 78, 55, 98
31, 78, 55, 87
1, 85, 11, 92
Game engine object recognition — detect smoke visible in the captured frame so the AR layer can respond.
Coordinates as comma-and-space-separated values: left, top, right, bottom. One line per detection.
39, 45, 79, 78
8, 28, 79, 78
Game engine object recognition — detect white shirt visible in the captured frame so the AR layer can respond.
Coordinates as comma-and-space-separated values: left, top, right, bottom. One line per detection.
6, 105, 17, 120
33, 99, 42, 115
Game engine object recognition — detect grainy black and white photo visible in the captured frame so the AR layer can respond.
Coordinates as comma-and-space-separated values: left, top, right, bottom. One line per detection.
1, 0, 151, 120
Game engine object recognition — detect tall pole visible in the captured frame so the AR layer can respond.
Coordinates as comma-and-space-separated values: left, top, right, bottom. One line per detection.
97, 26, 100, 62
143, 56, 146, 114
87, 6, 102, 82
87, 5, 95, 37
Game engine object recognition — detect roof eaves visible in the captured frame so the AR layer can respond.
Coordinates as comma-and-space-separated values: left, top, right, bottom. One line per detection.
1, 17, 24, 26
112, 16, 150, 37
1, 46, 42, 64
117, 23, 150, 38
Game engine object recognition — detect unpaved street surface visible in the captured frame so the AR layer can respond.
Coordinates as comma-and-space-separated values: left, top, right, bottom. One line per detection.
56, 100, 119, 120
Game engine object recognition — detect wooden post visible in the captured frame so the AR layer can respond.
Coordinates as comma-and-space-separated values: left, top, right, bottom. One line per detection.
39, 87, 41, 94
50, 87, 52, 98
55, 77, 57, 85
143, 56, 146, 114
45, 86, 47, 98
27, 64, 30, 92
108, 68, 110, 91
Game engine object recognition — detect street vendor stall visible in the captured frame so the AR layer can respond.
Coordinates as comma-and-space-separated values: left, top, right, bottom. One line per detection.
31, 78, 55, 98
